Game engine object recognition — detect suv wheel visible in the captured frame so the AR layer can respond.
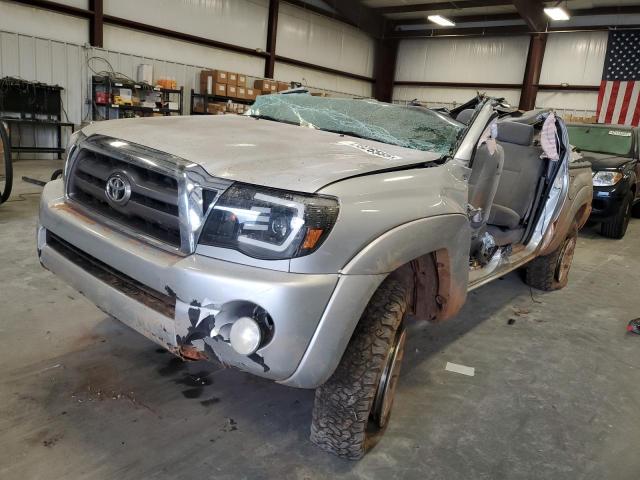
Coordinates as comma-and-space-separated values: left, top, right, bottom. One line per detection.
631, 196, 640, 218
601, 192, 632, 239
524, 230, 577, 291
310, 278, 409, 460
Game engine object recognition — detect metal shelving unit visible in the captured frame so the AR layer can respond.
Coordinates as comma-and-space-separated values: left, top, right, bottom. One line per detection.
92, 76, 183, 120
190, 89, 254, 115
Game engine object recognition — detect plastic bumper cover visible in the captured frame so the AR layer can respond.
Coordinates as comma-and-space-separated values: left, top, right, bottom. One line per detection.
38, 180, 383, 386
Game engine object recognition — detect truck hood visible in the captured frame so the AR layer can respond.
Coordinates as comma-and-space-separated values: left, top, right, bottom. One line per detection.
81, 115, 442, 192
580, 151, 631, 170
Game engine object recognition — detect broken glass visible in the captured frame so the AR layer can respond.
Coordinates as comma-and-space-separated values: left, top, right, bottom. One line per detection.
247, 93, 465, 155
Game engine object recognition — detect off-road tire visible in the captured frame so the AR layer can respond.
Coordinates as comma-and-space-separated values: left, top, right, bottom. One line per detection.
631, 197, 640, 218
601, 192, 632, 239
310, 278, 410, 460
524, 230, 577, 291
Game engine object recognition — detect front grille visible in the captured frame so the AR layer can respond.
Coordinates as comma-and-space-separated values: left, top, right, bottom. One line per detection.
68, 148, 181, 248
47, 231, 175, 318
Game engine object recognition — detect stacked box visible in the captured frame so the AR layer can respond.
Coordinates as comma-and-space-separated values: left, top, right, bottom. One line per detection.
227, 84, 237, 99
227, 72, 238, 86
213, 83, 227, 96
237, 74, 247, 88
236, 86, 246, 100
254, 79, 272, 93
277, 81, 289, 92
200, 70, 228, 94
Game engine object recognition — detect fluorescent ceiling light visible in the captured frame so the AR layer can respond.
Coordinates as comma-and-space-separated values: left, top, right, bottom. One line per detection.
428, 15, 455, 27
544, 7, 570, 21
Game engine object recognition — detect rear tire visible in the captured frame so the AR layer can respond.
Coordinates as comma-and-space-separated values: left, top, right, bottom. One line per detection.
601, 192, 632, 239
310, 278, 409, 460
524, 230, 577, 291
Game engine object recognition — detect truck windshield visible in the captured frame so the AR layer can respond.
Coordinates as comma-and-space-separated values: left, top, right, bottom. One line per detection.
567, 125, 634, 157
247, 93, 465, 155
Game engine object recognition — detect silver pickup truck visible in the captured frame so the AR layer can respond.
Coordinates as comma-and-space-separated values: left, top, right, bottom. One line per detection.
37, 94, 592, 459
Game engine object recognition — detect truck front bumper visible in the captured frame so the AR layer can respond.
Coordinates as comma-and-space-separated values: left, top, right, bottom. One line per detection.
38, 180, 385, 388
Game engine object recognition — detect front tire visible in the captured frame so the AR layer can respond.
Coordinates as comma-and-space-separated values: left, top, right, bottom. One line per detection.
524, 230, 577, 291
310, 278, 409, 460
601, 192, 632, 239
631, 197, 640, 218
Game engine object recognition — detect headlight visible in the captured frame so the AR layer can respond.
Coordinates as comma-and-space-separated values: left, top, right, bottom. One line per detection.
592, 171, 623, 186
199, 183, 339, 260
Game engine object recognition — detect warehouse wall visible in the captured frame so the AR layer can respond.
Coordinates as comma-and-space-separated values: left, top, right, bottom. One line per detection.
0, 0, 88, 44
393, 36, 530, 108
0, 0, 374, 102
536, 31, 608, 117
392, 31, 609, 117
274, 2, 374, 96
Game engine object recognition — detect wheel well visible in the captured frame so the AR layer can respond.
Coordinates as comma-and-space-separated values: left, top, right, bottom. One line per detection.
574, 202, 591, 230
388, 249, 463, 323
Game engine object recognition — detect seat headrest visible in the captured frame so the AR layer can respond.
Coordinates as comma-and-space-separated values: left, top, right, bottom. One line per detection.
456, 109, 475, 125
497, 122, 534, 146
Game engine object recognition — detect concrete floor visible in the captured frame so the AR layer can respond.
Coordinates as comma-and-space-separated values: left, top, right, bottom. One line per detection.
1, 160, 640, 480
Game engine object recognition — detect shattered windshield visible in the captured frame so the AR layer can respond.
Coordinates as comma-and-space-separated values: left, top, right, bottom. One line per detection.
247, 93, 465, 155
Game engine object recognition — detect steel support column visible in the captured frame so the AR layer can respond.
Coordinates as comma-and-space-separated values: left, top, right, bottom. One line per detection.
264, 0, 279, 79
519, 33, 547, 111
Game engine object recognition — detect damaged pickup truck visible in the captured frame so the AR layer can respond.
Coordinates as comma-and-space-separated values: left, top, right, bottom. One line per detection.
37, 93, 592, 459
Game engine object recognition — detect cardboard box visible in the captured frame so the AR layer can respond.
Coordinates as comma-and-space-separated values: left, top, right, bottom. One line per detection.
236, 86, 246, 99
213, 82, 227, 96
269, 83, 278, 93
227, 85, 237, 98
254, 79, 271, 93
277, 81, 289, 92
245, 88, 256, 100
237, 74, 247, 88
200, 71, 214, 94
227, 72, 237, 86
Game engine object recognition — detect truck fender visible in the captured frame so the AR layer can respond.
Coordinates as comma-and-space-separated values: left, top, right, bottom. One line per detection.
341, 213, 470, 321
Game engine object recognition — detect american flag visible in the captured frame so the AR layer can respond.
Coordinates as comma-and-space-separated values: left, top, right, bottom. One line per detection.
596, 30, 640, 126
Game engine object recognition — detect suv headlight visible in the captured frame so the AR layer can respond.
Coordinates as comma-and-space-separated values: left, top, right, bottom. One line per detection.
198, 183, 339, 260
592, 171, 623, 186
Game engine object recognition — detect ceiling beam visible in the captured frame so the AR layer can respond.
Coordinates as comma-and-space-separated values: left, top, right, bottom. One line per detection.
391, 5, 640, 29
512, 0, 546, 31
284, 0, 386, 37
375, 1, 512, 15
323, 0, 386, 37
392, 12, 521, 28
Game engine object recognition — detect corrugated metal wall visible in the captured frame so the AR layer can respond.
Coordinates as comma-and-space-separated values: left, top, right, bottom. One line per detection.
393, 36, 531, 108
536, 31, 608, 118
0, 0, 377, 158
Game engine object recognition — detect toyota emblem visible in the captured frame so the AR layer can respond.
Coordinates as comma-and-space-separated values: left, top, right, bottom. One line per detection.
105, 172, 132, 206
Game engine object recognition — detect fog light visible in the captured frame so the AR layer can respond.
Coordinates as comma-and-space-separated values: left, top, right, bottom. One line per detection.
229, 317, 262, 355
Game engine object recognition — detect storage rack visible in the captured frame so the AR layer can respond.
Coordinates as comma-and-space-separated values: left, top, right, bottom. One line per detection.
190, 89, 253, 115
0, 77, 75, 159
92, 75, 183, 120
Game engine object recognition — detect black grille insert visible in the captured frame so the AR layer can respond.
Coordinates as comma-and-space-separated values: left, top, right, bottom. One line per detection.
68, 149, 181, 248
47, 231, 175, 318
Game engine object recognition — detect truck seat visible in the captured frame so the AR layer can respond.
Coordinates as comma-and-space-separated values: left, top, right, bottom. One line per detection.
488, 122, 544, 230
